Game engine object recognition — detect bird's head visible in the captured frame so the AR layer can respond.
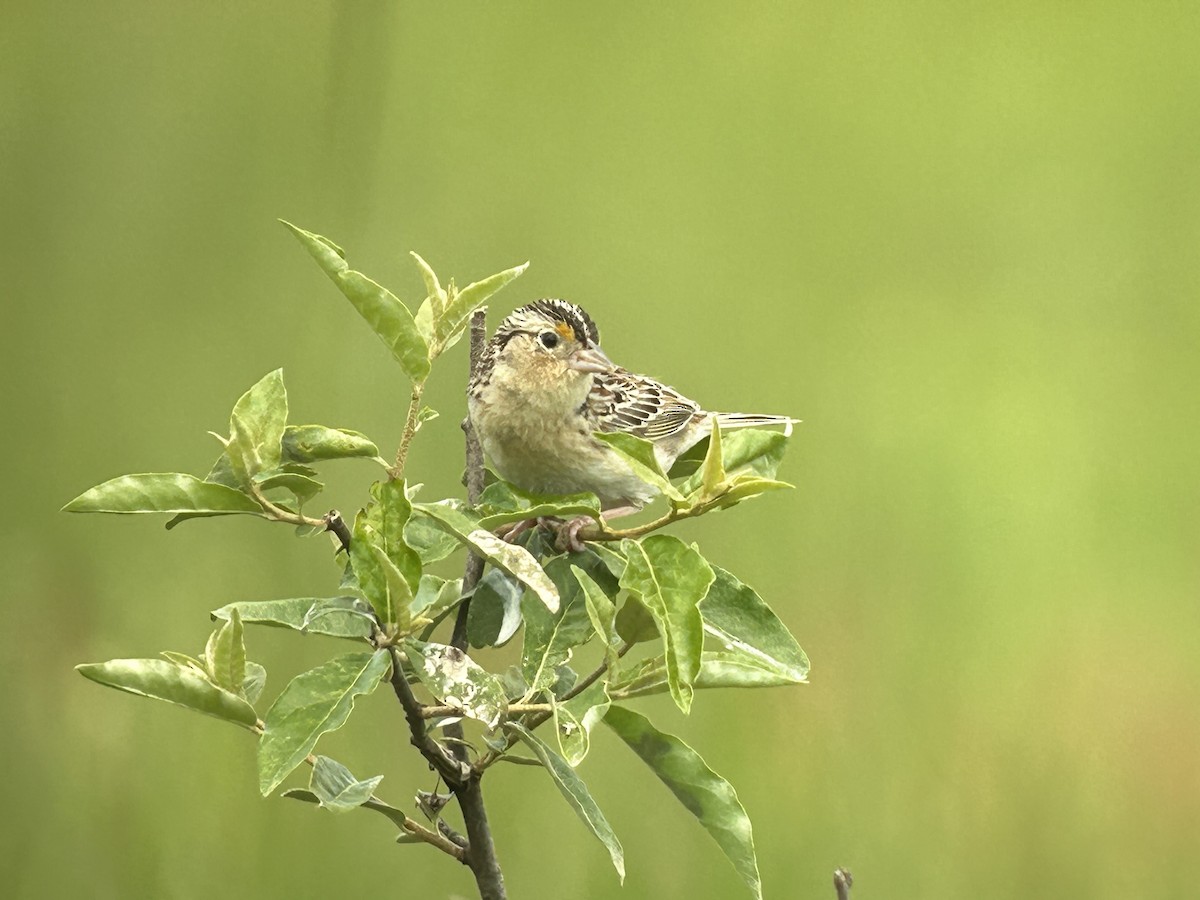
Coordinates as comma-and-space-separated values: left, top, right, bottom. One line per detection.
492, 300, 615, 380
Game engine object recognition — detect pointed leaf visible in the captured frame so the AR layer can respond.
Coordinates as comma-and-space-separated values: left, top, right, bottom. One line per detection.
521, 558, 594, 694
362, 480, 422, 591
611, 652, 804, 698
620, 536, 713, 713
573, 567, 620, 675
243, 661, 267, 704
64, 474, 263, 516
351, 480, 421, 628
699, 566, 809, 685
204, 607, 246, 693
160, 651, 206, 673
594, 432, 684, 503
258, 649, 391, 795
282, 221, 431, 383
404, 502, 465, 564
368, 542, 414, 632
605, 706, 761, 900
434, 261, 528, 352
410, 251, 445, 344
679, 429, 790, 496
699, 415, 725, 497
411, 574, 464, 619
254, 470, 323, 505
467, 568, 524, 648
614, 595, 658, 645
508, 722, 624, 880
76, 659, 257, 728
310, 755, 385, 812
211, 597, 373, 640
477, 481, 602, 531
713, 475, 792, 508
404, 640, 507, 729
554, 680, 611, 767
227, 369, 288, 484
281, 425, 380, 464
282, 789, 420, 841
413, 502, 559, 613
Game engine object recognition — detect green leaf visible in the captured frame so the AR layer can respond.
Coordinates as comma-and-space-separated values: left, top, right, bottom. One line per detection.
604, 706, 761, 900
211, 597, 373, 640
243, 661, 267, 705
410, 251, 444, 304
610, 653, 803, 699
712, 474, 793, 508
573, 566, 621, 675
64, 474, 263, 516
309, 755, 384, 813
698, 566, 809, 685
159, 650, 206, 673
370, 480, 423, 590
281, 424, 380, 464
301, 597, 379, 634
350, 480, 422, 629
411, 575, 464, 619
508, 722, 624, 881
254, 470, 323, 505
614, 595, 658, 645
679, 429, 789, 496
258, 649, 392, 795
554, 679, 610, 767
282, 221, 431, 383
698, 415, 725, 497
521, 558, 594, 695
433, 261, 528, 353
415, 406, 439, 430
76, 659, 257, 729
467, 568, 524, 648
477, 481, 602, 531
226, 369, 288, 485
410, 251, 445, 344
593, 432, 684, 503
204, 607, 246, 693
404, 502, 465, 565
404, 640, 507, 729
586, 542, 629, 581
282, 789, 420, 842
619, 536, 713, 713
413, 502, 559, 613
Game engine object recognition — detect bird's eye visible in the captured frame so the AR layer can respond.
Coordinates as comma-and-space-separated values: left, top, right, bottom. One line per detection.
539, 331, 560, 349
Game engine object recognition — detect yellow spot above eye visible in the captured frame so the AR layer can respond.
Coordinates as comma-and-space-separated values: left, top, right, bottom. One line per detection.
554, 321, 575, 341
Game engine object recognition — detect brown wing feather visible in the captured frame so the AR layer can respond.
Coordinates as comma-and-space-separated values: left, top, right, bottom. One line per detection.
585, 369, 702, 439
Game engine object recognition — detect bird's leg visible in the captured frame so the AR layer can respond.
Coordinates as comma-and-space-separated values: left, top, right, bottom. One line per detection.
498, 515, 567, 545
553, 505, 642, 554
496, 518, 538, 543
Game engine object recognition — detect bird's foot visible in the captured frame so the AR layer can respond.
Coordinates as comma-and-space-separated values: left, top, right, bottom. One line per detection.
550, 516, 596, 554
496, 518, 539, 543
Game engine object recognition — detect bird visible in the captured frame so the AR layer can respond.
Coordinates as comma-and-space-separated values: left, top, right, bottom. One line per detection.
467, 299, 794, 549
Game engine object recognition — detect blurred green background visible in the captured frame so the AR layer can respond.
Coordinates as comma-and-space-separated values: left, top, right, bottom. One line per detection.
3, 2, 1198, 897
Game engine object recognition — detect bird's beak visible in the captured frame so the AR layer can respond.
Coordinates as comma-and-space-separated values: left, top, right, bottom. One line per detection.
566, 345, 615, 374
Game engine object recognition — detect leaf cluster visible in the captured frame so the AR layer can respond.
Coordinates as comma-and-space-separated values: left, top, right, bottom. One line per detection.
66, 225, 808, 899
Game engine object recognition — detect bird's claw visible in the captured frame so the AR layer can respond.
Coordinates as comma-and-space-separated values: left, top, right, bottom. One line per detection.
553, 516, 593, 554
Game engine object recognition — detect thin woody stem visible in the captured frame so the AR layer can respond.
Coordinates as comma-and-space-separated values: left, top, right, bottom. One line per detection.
391, 381, 427, 479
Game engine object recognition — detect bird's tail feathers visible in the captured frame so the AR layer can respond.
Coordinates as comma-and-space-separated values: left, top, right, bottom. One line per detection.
713, 413, 799, 437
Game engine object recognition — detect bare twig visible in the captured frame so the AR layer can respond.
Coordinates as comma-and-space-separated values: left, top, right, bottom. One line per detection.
440, 307, 507, 900
322, 509, 352, 554
834, 868, 853, 900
